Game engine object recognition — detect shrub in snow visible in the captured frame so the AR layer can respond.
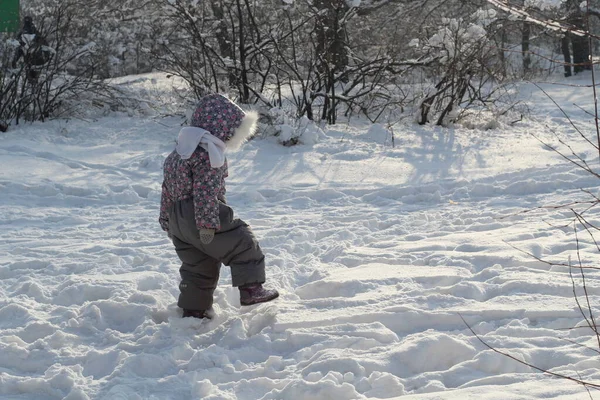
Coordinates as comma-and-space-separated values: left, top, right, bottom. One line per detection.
266, 107, 325, 146
0, 5, 116, 125
412, 10, 509, 126
364, 123, 393, 145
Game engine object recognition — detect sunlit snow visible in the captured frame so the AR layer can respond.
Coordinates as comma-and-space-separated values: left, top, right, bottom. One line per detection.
1, 73, 599, 399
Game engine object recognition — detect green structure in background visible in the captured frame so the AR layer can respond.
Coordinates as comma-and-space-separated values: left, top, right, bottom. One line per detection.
0, 0, 20, 33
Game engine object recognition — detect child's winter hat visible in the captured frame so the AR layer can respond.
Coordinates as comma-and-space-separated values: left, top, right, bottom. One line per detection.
191, 94, 258, 150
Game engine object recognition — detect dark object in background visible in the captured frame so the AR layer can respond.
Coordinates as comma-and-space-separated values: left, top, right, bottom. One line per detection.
0, 0, 20, 33
0, 121, 8, 132
11, 16, 51, 75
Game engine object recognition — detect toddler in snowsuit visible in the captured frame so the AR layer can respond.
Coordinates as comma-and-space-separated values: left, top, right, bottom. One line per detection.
160, 94, 279, 319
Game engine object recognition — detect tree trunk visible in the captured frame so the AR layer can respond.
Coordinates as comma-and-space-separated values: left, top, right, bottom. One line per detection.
562, 34, 572, 77
497, 23, 507, 78
313, 0, 349, 76
522, 21, 531, 75
210, 2, 237, 88
571, 31, 590, 73
235, 0, 250, 102
565, 1, 591, 74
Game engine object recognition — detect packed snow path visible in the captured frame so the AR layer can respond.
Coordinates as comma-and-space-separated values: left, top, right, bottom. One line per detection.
1, 82, 600, 399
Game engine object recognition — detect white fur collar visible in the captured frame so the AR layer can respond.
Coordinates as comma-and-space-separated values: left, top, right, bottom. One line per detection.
227, 111, 258, 151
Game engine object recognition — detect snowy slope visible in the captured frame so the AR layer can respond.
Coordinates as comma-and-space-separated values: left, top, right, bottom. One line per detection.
1, 75, 600, 399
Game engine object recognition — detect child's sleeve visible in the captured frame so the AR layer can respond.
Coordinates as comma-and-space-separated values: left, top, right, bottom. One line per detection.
218, 182, 227, 203
217, 159, 228, 202
159, 181, 172, 232
192, 161, 225, 231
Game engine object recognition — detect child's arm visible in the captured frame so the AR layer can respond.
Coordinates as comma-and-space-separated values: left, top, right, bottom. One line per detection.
218, 185, 226, 204
159, 181, 172, 233
192, 162, 225, 232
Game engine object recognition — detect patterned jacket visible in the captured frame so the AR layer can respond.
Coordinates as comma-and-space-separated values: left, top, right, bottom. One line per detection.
159, 94, 258, 232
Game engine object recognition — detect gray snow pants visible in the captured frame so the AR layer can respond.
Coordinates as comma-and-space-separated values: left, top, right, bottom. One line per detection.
168, 198, 266, 311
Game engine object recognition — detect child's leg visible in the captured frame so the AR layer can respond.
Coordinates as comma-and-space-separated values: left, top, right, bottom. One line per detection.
209, 220, 278, 305
214, 223, 266, 287
172, 236, 221, 311
203, 203, 266, 287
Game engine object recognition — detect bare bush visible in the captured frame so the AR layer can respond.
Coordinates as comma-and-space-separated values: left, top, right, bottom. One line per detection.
412, 10, 507, 126
151, 0, 443, 126
459, 0, 600, 392
0, 2, 118, 126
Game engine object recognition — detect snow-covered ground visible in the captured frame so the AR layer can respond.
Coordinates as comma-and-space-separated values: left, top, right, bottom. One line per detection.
1, 74, 600, 400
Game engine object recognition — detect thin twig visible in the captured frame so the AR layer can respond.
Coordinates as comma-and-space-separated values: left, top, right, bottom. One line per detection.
586, 0, 600, 163
460, 314, 600, 390
574, 212, 600, 251
530, 132, 600, 178
574, 104, 597, 119
498, 198, 597, 219
503, 240, 600, 270
569, 255, 599, 337
578, 371, 595, 400
570, 220, 600, 350
530, 81, 598, 149
561, 337, 600, 356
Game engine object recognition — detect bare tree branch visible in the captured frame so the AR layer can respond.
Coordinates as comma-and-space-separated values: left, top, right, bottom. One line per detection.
460, 314, 600, 390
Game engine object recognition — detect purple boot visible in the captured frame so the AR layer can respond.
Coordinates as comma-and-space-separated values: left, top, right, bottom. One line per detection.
239, 283, 279, 306
182, 309, 210, 319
